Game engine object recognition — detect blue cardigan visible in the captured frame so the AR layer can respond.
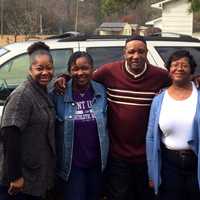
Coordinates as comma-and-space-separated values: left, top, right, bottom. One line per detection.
146, 90, 200, 194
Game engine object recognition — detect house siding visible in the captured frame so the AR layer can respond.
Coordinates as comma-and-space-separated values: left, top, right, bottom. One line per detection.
162, 0, 193, 35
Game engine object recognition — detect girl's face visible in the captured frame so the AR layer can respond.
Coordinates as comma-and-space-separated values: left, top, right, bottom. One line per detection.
70, 56, 93, 90
169, 57, 192, 85
29, 54, 54, 87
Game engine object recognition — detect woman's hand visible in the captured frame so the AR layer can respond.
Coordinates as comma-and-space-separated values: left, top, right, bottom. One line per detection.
148, 180, 154, 188
8, 177, 24, 195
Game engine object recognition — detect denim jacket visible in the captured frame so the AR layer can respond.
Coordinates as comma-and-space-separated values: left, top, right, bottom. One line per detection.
146, 90, 200, 194
51, 80, 109, 181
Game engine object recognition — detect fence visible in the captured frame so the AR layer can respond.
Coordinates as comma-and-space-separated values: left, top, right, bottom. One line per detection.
0, 35, 51, 46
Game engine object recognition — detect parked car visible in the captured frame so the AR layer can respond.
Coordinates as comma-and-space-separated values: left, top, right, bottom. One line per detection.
0, 34, 200, 119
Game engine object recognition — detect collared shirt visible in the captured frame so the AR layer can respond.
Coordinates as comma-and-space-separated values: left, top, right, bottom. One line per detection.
93, 60, 170, 163
125, 61, 147, 78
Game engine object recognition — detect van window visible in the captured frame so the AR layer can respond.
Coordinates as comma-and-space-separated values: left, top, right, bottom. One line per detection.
156, 47, 200, 74
0, 53, 30, 105
0, 49, 72, 85
0, 48, 8, 57
0, 78, 11, 105
0, 54, 29, 87
0, 49, 73, 104
87, 47, 123, 68
51, 49, 73, 75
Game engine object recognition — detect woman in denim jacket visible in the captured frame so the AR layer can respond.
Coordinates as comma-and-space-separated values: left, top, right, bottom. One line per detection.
51, 51, 109, 200
146, 50, 200, 200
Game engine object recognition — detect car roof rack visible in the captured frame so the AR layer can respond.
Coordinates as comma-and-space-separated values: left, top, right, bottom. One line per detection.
47, 32, 200, 43
46, 31, 83, 39
57, 34, 131, 42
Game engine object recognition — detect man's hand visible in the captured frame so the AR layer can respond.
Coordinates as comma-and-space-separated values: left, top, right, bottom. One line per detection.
54, 77, 67, 95
8, 177, 24, 195
192, 74, 200, 88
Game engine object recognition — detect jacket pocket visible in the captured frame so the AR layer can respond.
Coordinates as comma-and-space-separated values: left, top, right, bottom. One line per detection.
23, 152, 41, 170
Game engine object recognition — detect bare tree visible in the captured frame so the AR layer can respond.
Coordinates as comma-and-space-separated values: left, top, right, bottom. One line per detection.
0, 0, 168, 35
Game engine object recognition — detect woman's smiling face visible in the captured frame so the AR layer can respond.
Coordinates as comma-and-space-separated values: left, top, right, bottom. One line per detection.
29, 54, 54, 87
70, 56, 93, 90
169, 57, 192, 85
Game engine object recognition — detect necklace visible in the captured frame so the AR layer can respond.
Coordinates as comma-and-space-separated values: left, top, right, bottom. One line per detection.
80, 92, 85, 97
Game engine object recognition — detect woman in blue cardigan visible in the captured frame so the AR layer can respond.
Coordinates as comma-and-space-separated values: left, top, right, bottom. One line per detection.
146, 50, 200, 200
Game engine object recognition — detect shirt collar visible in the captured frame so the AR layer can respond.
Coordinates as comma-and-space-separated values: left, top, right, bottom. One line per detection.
125, 61, 147, 78
64, 79, 101, 103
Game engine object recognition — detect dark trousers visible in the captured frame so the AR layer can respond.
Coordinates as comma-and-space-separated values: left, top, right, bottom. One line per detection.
159, 147, 200, 200
0, 184, 8, 200
0, 183, 42, 200
106, 157, 155, 200
63, 165, 102, 200
0, 191, 42, 200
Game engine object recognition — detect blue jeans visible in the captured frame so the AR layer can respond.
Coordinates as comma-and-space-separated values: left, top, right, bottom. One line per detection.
63, 165, 102, 200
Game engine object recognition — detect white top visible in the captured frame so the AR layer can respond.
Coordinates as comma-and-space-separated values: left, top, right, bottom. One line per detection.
159, 82, 198, 150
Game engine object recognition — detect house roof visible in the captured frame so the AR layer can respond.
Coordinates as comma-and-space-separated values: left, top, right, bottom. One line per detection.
98, 27, 123, 32
99, 22, 127, 28
145, 17, 162, 25
98, 22, 139, 32
151, 0, 174, 10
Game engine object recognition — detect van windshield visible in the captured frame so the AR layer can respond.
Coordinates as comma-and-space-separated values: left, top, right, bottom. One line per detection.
87, 47, 123, 67
156, 46, 200, 74
0, 78, 11, 105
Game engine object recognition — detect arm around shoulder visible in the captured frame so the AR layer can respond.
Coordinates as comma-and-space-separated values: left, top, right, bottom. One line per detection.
92, 64, 111, 84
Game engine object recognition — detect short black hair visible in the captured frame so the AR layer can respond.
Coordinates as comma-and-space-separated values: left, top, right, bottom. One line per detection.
68, 51, 93, 73
125, 35, 147, 46
166, 50, 197, 74
27, 41, 50, 55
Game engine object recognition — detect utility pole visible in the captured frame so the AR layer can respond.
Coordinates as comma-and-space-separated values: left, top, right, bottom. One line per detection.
0, 0, 4, 38
74, 0, 79, 32
39, 14, 43, 34
74, 0, 84, 32
39, 0, 43, 34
